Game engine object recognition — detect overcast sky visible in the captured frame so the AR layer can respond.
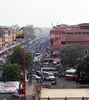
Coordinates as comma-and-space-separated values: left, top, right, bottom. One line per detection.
0, 0, 89, 27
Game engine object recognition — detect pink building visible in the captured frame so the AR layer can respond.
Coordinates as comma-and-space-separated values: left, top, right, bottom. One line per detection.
50, 23, 89, 57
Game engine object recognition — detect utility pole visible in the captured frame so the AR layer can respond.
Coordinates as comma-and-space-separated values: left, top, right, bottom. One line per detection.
22, 48, 26, 100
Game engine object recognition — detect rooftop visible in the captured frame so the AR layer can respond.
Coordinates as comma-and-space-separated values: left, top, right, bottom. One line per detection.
40, 88, 89, 98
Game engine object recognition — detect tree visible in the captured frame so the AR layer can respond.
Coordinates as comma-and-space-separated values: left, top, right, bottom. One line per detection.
7, 46, 33, 69
25, 52, 33, 69
2, 63, 22, 81
60, 44, 85, 68
76, 56, 89, 84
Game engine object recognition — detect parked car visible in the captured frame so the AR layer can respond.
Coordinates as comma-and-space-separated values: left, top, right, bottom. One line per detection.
36, 71, 42, 77
32, 74, 41, 80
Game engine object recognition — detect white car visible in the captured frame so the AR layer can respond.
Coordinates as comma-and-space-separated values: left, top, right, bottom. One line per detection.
46, 75, 55, 81
42, 71, 56, 81
32, 75, 41, 80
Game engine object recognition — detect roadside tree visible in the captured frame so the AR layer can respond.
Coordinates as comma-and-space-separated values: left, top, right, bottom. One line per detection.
2, 63, 22, 81
60, 44, 85, 68
7, 46, 33, 69
76, 56, 89, 84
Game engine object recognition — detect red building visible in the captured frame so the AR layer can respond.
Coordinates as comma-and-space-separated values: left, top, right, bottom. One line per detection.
50, 23, 89, 57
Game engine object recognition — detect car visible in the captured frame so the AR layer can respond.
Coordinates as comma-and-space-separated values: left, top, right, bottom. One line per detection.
36, 71, 42, 77
41, 67, 58, 77
32, 74, 41, 80
42, 71, 56, 81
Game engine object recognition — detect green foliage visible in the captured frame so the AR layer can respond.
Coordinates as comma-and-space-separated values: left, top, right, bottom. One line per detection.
84, 56, 89, 61
1, 46, 32, 81
77, 57, 89, 84
7, 46, 23, 65
60, 44, 85, 67
7, 46, 32, 69
25, 52, 33, 69
2, 63, 22, 81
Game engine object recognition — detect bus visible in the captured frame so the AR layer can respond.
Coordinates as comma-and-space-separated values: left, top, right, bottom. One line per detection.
41, 67, 58, 77
65, 68, 78, 80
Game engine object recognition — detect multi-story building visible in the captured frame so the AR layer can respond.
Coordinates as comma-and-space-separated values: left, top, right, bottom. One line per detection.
0, 28, 5, 49
4, 28, 15, 47
0, 27, 16, 50
50, 23, 89, 57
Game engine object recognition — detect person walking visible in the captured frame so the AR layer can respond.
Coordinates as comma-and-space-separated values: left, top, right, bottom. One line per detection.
32, 95, 35, 100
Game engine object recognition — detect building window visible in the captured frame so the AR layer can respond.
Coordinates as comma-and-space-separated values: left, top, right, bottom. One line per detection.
61, 41, 66, 45
82, 32, 89, 34
62, 32, 65, 34
74, 41, 81, 43
62, 41, 81, 44
74, 32, 81, 34
83, 41, 89, 43
66, 32, 73, 34
80, 26, 89, 29
66, 41, 73, 44
51, 39, 53, 45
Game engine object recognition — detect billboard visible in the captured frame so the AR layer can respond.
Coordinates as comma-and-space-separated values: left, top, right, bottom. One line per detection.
0, 81, 20, 93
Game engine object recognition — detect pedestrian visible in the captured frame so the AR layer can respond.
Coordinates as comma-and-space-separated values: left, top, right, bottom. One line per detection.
40, 78, 42, 84
32, 95, 35, 100
3, 98, 6, 100
76, 78, 79, 85
37, 79, 39, 83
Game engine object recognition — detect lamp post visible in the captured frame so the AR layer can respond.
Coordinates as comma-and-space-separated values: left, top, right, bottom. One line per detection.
22, 48, 26, 100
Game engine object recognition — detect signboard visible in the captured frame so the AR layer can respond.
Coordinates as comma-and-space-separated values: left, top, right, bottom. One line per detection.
0, 81, 20, 93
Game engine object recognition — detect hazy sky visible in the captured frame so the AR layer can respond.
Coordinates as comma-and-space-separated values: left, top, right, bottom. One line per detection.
0, 0, 89, 27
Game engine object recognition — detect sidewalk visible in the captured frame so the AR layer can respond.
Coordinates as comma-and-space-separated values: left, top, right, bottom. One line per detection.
26, 83, 39, 100
26, 83, 36, 96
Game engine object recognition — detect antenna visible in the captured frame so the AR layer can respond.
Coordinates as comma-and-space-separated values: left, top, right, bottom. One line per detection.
57, 20, 59, 26
52, 21, 53, 28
